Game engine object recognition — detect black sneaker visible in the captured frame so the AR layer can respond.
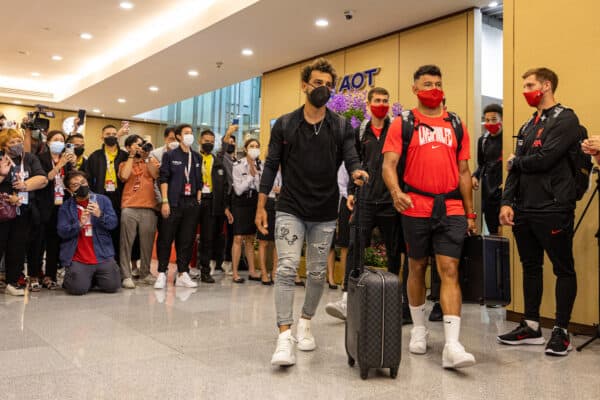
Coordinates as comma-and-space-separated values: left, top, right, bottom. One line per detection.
545, 328, 573, 356
429, 302, 443, 322
497, 320, 545, 345
200, 274, 215, 284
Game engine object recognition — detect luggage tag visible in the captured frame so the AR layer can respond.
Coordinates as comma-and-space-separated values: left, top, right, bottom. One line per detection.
184, 183, 192, 196
105, 180, 116, 192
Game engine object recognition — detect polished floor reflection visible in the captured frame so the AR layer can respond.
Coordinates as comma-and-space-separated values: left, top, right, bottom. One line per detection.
1, 266, 599, 400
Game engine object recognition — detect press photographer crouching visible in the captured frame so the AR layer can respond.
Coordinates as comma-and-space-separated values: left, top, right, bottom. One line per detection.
58, 170, 120, 295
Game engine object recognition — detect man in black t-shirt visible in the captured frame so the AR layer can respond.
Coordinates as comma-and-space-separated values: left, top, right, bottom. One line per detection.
257, 58, 368, 367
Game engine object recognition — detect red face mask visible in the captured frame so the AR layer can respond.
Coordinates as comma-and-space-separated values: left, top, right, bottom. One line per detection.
484, 123, 502, 135
370, 104, 389, 119
523, 90, 543, 107
417, 88, 444, 109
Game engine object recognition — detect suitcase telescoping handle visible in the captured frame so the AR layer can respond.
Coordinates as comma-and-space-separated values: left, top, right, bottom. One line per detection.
351, 178, 366, 275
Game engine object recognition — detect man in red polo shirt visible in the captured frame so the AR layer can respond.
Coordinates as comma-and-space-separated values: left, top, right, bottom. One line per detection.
382, 65, 477, 369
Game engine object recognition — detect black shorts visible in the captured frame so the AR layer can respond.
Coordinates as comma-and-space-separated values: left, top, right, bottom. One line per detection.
335, 197, 351, 248
257, 198, 276, 241
402, 215, 467, 259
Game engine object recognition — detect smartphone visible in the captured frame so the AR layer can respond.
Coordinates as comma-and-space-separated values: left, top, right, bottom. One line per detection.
65, 143, 75, 155
89, 193, 97, 204
232, 118, 239, 125
77, 109, 86, 126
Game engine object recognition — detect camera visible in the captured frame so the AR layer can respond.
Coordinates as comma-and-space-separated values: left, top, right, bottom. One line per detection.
344, 10, 353, 20
21, 104, 55, 132
142, 142, 154, 153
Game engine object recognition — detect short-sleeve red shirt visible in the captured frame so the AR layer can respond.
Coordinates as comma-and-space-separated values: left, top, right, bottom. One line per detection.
382, 108, 470, 218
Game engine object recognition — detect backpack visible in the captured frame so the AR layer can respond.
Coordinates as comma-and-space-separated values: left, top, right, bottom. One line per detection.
531, 105, 592, 201
397, 110, 464, 189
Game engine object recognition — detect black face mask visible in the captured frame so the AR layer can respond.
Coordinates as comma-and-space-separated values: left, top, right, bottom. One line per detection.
201, 143, 214, 154
74, 147, 85, 157
75, 185, 90, 198
226, 144, 236, 154
307, 85, 331, 108
104, 136, 118, 147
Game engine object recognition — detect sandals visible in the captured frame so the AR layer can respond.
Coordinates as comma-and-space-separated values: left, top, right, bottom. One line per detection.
42, 277, 59, 290
248, 274, 262, 282
233, 277, 246, 284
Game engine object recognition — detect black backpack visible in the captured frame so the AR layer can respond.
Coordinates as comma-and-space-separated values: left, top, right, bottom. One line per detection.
534, 105, 592, 200
397, 110, 464, 189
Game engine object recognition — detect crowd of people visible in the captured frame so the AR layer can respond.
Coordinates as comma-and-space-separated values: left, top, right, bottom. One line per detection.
0, 58, 590, 369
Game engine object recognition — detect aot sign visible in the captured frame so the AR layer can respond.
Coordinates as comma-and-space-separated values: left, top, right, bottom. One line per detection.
337, 68, 380, 92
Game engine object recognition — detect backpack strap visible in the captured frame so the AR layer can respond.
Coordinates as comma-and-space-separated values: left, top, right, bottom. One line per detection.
445, 111, 464, 156
358, 118, 369, 142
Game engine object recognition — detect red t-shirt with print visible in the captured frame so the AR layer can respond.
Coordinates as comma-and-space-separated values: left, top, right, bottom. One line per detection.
72, 199, 98, 265
382, 108, 470, 218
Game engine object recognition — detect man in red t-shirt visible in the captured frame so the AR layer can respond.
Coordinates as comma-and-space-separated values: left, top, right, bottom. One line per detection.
382, 65, 477, 369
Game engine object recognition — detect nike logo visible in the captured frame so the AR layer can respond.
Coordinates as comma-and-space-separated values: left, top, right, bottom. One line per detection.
551, 229, 562, 235
516, 334, 529, 340
432, 145, 441, 149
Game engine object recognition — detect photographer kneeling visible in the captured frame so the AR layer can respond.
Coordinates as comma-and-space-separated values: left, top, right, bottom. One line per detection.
58, 170, 120, 295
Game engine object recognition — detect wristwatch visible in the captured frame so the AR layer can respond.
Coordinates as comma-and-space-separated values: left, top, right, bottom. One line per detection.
466, 212, 477, 220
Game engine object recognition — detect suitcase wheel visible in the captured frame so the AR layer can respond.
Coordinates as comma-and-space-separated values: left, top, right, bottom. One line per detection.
347, 356, 355, 367
360, 366, 369, 380
390, 367, 398, 379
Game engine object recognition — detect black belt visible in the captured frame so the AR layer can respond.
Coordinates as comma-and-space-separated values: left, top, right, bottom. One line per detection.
404, 184, 462, 229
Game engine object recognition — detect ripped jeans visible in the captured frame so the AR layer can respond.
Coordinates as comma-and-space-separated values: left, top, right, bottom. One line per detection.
274, 212, 337, 326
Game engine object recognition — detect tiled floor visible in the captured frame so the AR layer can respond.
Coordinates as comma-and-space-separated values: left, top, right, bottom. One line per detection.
1, 266, 599, 400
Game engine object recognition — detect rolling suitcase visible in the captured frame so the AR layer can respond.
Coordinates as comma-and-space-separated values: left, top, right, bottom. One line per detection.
345, 187, 402, 380
459, 235, 511, 306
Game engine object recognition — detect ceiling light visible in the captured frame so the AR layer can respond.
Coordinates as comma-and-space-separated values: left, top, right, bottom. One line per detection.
488, 1, 499, 7
117, 98, 127, 103
13, 100, 22, 105
31, 72, 41, 77
80, 32, 93, 40
92, 108, 101, 113
188, 70, 199, 77
51, 55, 63, 61
149, 86, 159, 92
120, 2, 134, 10
241, 48, 254, 56
315, 19, 329, 27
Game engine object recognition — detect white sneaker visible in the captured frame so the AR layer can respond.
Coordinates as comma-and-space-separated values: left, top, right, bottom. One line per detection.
122, 278, 136, 289
296, 318, 317, 351
176, 272, 198, 288
325, 293, 347, 320
209, 260, 216, 275
5, 284, 25, 296
409, 326, 429, 354
140, 274, 156, 285
271, 330, 297, 366
442, 342, 476, 369
188, 267, 201, 279
222, 261, 233, 276
154, 273, 167, 289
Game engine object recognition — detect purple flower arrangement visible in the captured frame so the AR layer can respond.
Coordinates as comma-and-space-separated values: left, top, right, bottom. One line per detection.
327, 89, 403, 129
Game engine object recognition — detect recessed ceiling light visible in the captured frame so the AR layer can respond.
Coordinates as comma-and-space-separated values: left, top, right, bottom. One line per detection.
31, 72, 41, 77
51, 55, 63, 61
315, 18, 329, 27
188, 70, 199, 77
92, 108, 101, 113
149, 86, 159, 92
117, 98, 127, 103
80, 32, 93, 40
120, 2, 134, 10
13, 100, 22, 105
488, 1, 499, 7
241, 48, 254, 56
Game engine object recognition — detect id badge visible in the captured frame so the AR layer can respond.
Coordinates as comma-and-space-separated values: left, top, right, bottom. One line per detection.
54, 190, 64, 206
184, 183, 192, 196
18, 191, 29, 205
105, 180, 116, 192
85, 224, 93, 237
202, 184, 211, 194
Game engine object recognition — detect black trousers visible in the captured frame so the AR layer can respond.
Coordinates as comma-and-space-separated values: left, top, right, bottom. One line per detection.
483, 188, 502, 234
106, 192, 122, 264
157, 198, 200, 273
343, 203, 407, 300
0, 208, 32, 285
513, 211, 577, 329
44, 206, 61, 280
196, 197, 225, 274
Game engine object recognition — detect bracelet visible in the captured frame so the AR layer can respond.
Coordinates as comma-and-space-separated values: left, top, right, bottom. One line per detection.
466, 212, 477, 220
161, 199, 169, 204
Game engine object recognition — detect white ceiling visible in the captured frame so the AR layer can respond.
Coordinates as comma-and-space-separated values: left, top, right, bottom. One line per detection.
0, 0, 494, 121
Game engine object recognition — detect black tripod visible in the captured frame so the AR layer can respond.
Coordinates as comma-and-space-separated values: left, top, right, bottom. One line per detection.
575, 167, 600, 352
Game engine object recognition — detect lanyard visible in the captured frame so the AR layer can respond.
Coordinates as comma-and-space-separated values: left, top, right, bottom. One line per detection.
184, 151, 192, 183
